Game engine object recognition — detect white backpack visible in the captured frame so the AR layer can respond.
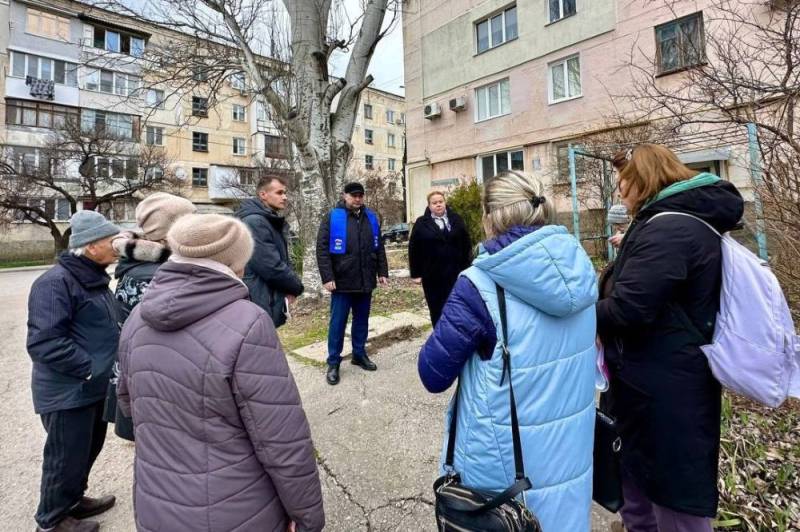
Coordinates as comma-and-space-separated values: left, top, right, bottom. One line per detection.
649, 212, 800, 408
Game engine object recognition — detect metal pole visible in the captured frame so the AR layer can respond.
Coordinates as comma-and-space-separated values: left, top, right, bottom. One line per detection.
568, 144, 580, 241
603, 159, 615, 260
746, 123, 768, 260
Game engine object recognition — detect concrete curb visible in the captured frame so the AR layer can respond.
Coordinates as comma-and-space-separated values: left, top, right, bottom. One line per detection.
0, 264, 53, 273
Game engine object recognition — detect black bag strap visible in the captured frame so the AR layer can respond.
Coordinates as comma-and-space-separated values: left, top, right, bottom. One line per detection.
443, 283, 528, 485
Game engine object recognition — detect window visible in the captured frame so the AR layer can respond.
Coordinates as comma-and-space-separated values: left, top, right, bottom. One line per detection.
264, 135, 291, 158
193, 67, 208, 82
365, 129, 374, 145
232, 104, 246, 121
364, 104, 373, 119
475, 78, 510, 121
146, 89, 165, 109
655, 13, 705, 74
192, 96, 208, 117
476, 5, 517, 53
92, 26, 146, 57
388, 158, 396, 171
100, 70, 114, 93
400, 113, 405, 125
145, 126, 163, 146
192, 167, 208, 187
6, 146, 39, 174
6, 99, 79, 129
549, 55, 581, 103
233, 137, 246, 155
192, 132, 209, 152
387, 133, 396, 148
55, 198, 70, 220
81, 110, 137, 140
26, 8, 70, 41
9, 52, 78, 86
548, 0, 576, 24
145, 166, 164, 180
365, 155, 374, 170
230, 72, 246, 90
257, 101, 268, 121
386, 109, 395, 123
480, 150, 523, 181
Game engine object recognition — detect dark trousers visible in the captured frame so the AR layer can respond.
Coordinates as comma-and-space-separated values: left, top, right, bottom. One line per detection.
422, 275, 458, 326
620, 469, 713, 532
327, 291, 372, 366
36, 401, 108, 528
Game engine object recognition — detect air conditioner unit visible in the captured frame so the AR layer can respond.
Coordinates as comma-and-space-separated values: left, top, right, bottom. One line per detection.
449, 97, 466, 112
424, 102, 441, 119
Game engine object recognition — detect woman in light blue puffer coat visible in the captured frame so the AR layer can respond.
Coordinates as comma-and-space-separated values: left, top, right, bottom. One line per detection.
419, 170, 598, 532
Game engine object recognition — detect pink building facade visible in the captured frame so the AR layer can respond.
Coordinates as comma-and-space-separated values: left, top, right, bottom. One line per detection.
402, 0, 757, 220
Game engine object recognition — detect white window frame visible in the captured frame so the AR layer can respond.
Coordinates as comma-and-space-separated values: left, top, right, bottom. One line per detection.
387, 133, 396, 148
146, 89, 165, 109
386, 109, 395, 123
26, 8, 70, 42
364, 104, 373, 120
365, 129, 374, 145
233, 137, 247, 156
475, 5, 518, 54
474, 78, 511, 122
231, 72, 246, 90
10, 52, 78, 86
548, 54, 582, 104
388, 158, 396, 171
476, 149, 524, 183
145, 126, 164, 146
548, 0, 576, 24
232, 104, 246, 122
365, 155, 374, 170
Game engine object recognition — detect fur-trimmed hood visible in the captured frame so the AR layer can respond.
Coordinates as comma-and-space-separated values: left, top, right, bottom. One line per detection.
113, 231, 171, 279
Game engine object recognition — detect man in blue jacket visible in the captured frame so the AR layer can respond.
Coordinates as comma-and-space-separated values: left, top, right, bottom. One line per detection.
236, 175, 304, 327
27, 210, 121, 532
316, 182, 388, 385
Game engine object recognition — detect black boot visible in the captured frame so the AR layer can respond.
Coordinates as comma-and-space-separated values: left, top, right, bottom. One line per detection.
326, 364, 340, 385
68, 495, 116, 520
37, 516, 100, 532
351, 354, 377, 371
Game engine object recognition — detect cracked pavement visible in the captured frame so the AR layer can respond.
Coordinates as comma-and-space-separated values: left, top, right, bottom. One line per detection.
0, 269, 617, 531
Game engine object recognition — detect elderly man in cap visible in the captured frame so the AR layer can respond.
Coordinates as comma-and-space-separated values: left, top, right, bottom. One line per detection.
27, 210, 121, 532
316, 182, 389, 385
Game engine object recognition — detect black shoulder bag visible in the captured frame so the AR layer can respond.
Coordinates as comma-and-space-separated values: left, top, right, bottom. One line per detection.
433, 285, 542, 532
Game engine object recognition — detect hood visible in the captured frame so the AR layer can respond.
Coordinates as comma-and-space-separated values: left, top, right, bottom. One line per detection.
641, 173, 744, 233
472, 225, 598, 318
236, 198, 283, 222
138, 261, 249, 331
58, 252, 110, 289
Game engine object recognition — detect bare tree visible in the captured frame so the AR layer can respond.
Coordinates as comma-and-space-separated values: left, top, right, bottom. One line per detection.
358, 169, 405, 228
0, 120, 180, 255
93, 0, 400, 293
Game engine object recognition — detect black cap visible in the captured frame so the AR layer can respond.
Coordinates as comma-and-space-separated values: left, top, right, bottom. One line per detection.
344, 182, 365, 195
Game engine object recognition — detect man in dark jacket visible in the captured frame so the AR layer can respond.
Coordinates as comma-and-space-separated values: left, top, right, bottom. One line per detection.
316, 182, 389, 385
27, 210, 121, 532
236, 175, 304, 327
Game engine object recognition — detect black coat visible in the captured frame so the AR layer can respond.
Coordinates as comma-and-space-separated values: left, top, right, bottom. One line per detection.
316, 202, 389, 293
408, 207, 472, 324
237, 198, 304, 327
26, 253, 120, 414
597, 180, 744, 517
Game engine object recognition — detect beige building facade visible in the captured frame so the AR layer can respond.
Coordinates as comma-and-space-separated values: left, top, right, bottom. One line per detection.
402, 0, 759, 221
350, 87, 406, 177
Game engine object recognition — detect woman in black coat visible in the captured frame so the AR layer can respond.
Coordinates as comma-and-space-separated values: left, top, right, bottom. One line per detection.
408, 191, 472, 325
597, 144, 744, 532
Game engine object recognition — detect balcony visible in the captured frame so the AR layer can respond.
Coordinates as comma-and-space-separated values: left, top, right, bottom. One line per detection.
5, 76, 80, 107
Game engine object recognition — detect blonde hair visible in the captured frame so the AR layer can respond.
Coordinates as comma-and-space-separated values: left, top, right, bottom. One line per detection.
612, 144, 698, 214
427, 190, 446, 204
483, 171, 554, 237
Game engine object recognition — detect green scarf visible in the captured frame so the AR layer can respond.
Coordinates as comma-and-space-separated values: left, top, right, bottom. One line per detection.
643, 172, 720, 209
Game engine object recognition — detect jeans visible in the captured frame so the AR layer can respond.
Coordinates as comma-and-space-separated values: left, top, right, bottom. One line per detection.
36, 401, 107, 528
327, 292, 372, 366
620, 469, 713, 532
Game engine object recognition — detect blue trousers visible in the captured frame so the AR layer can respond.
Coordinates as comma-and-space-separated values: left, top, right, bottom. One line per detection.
36, 401, 107, 528
327, 292, 372, 366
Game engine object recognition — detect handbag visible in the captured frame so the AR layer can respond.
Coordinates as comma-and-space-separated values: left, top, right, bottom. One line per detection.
592, 408, 623, 512
433, 285, 542, 532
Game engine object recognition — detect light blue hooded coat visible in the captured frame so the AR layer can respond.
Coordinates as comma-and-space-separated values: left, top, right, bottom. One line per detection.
436, 225, 598, 532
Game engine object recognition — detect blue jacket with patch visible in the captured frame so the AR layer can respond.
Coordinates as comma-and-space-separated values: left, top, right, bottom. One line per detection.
419, 225, 598, 532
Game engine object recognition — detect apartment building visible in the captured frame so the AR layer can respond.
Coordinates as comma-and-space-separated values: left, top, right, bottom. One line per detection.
0, 0, 293, 259
402, 0, 759, 221
350, 86, 406, 177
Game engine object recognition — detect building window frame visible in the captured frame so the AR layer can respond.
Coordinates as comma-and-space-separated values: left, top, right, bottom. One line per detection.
192, 132, 209, 152
192, 167, 208, 187
387, 133, 396, 148
364, 103, 373, 120
655, 12, 706, 76
548, 0, 576, 24
264, 134, 291, 159
474, 78, 511, 122
386, 109, 395, 123
91, 25, 146, 58
192, 96, 209, 117
233, 137, 247, 156
475, 4, 518, 54
548, 54, 582, 104
146, 89, 166, 109
364, 129, 374, 145
26, 7, 70, 42
365, 155, 374, 171
388, 158, 396, 171
6, 99, 80, 129
478, 149, 524, 183
145, 126, 164, 146
10, 51, 78, 86
232, 104, 246, 122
